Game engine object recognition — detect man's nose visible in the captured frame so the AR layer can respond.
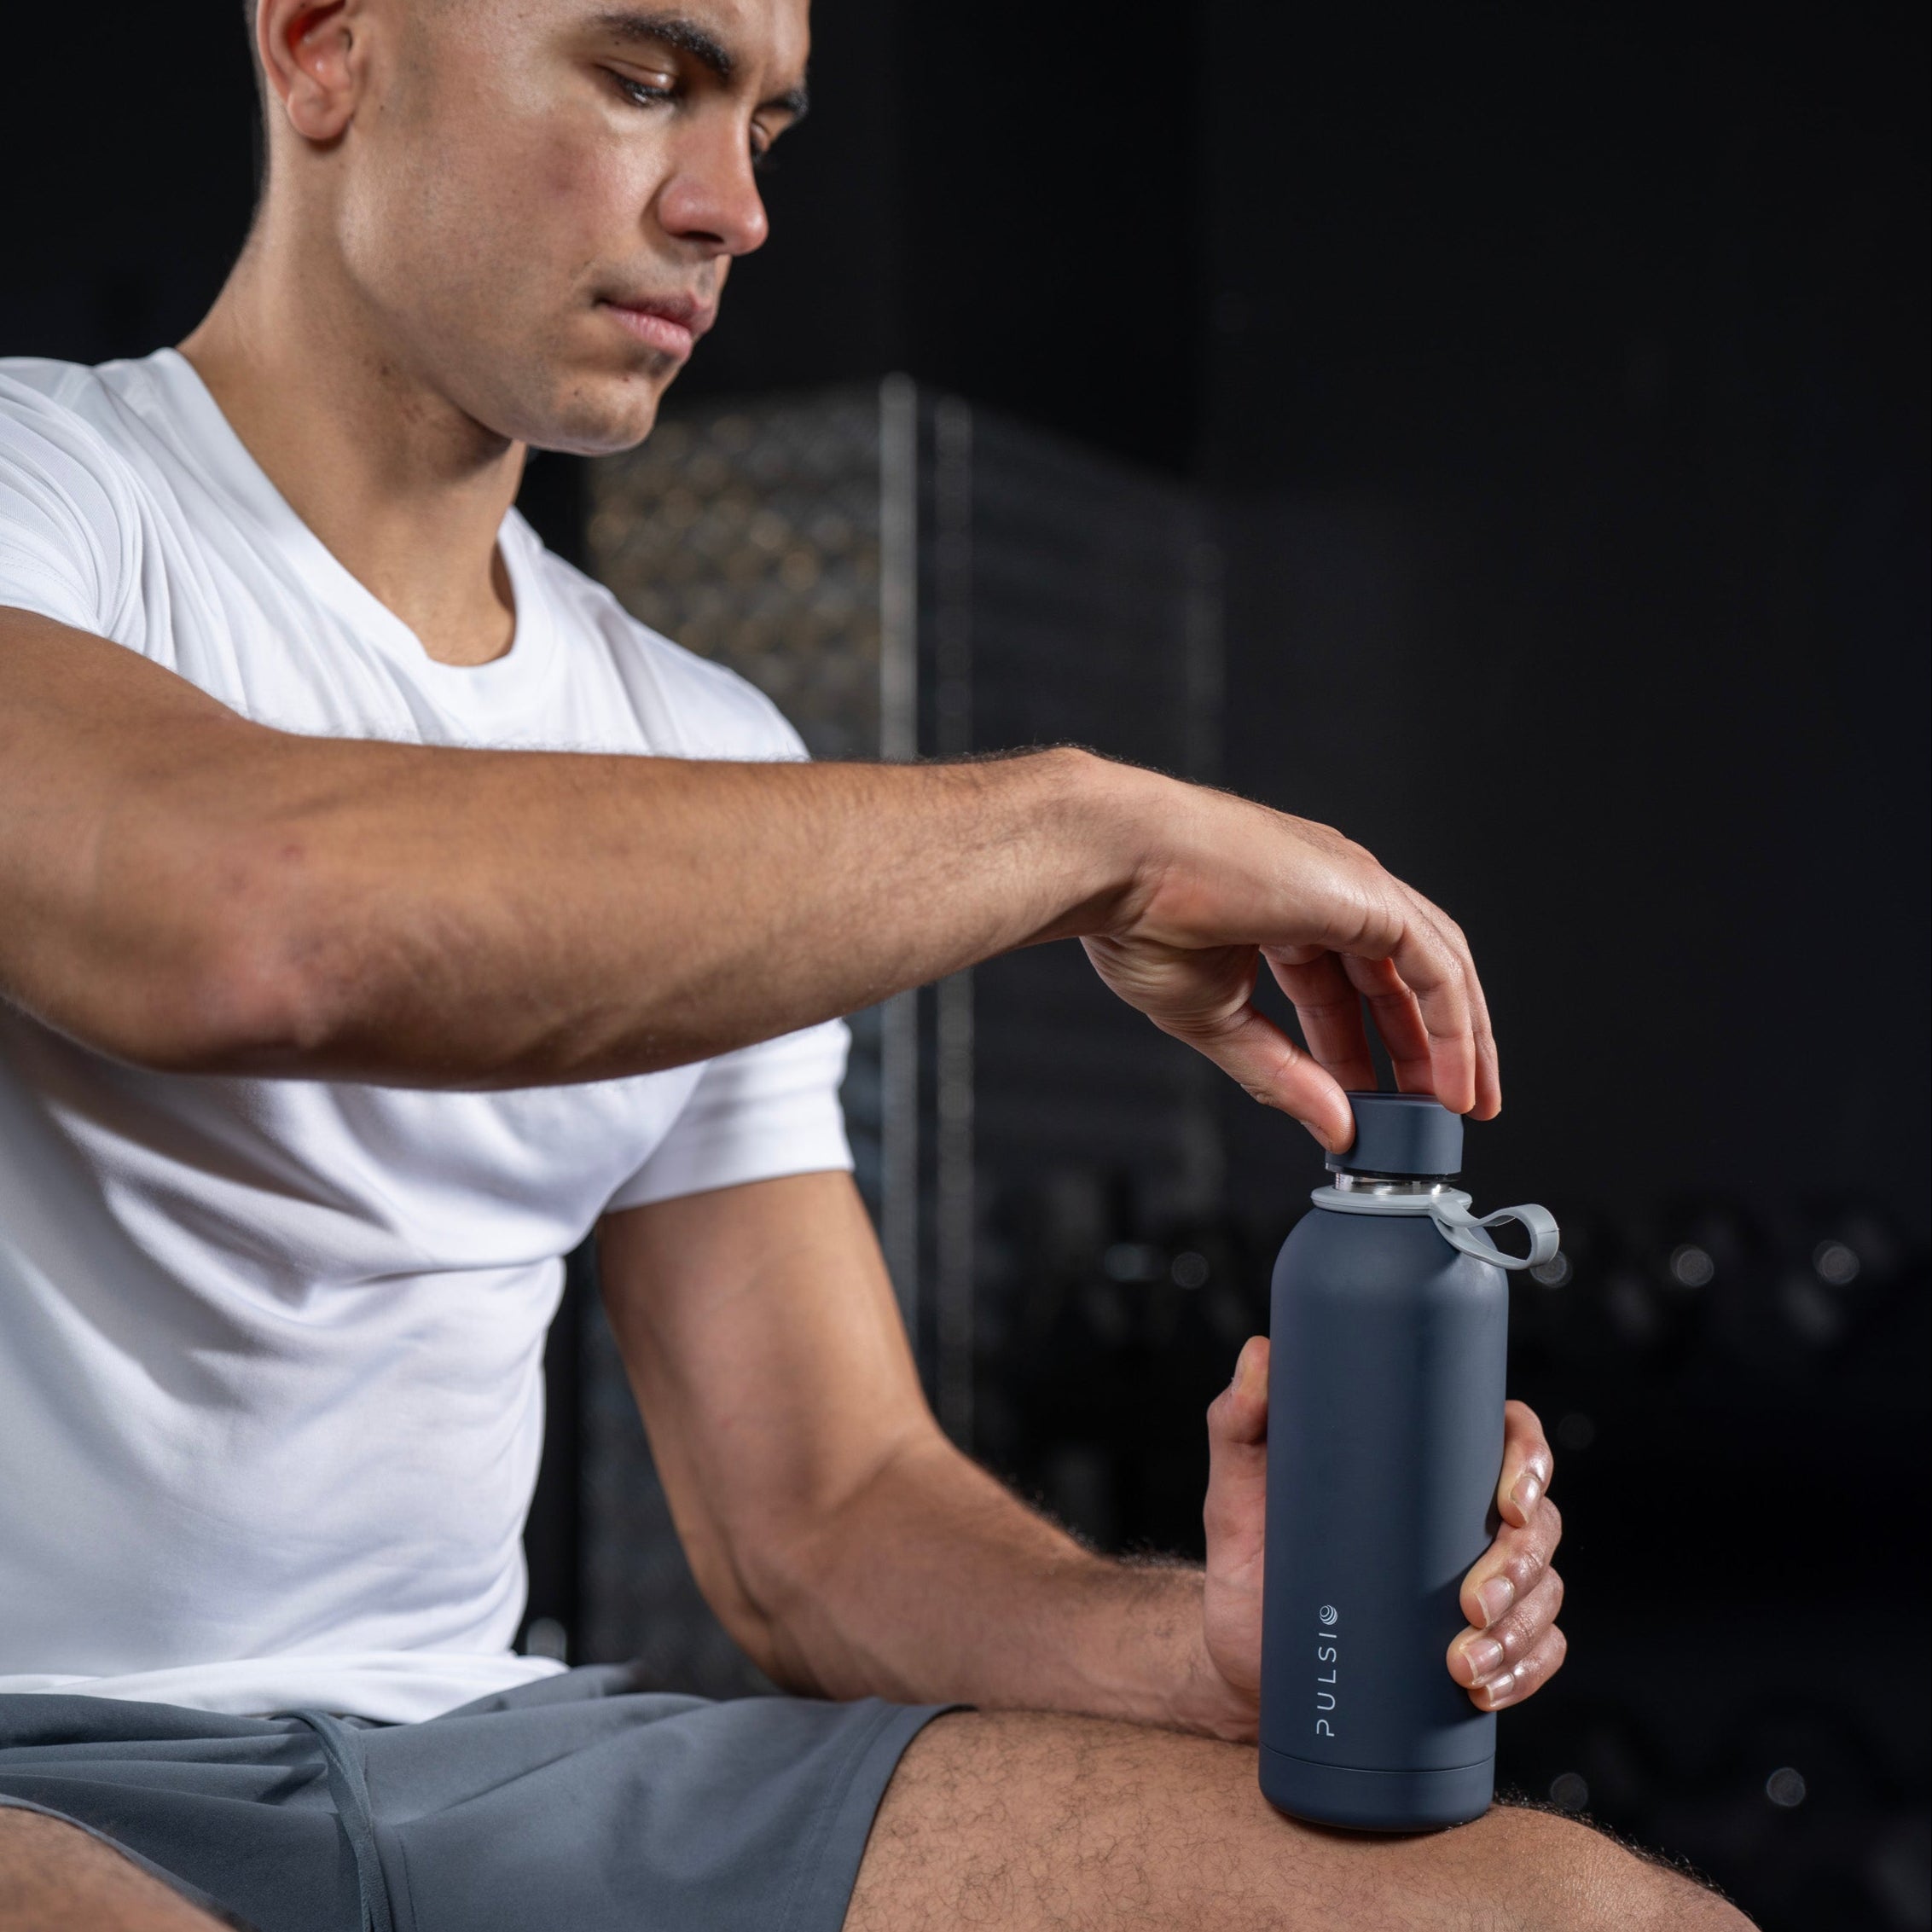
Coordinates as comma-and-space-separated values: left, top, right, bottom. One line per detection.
655, 124, 770, 258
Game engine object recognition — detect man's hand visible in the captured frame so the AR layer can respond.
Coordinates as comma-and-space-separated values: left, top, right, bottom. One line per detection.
1083, 780, 1501, 1152
1198, 1337, 1566, 1726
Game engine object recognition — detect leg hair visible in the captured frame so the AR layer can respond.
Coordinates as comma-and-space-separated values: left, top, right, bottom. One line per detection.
844, 1712, 1756, 1932
0, 1807, 227, 1932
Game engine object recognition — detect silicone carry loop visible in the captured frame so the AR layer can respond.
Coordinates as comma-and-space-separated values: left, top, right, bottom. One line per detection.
1310, 1186, 1560, 1273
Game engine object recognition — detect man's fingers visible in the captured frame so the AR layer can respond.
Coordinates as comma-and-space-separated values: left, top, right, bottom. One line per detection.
1383, 884, 1482, 1117
1164, 1001, 1356, 1152
1082, 806, 1505, 1132
1269, 882, 1483, 1120
1337, 953, 1436, 1092
1459, 1494, 1563, 1631
1449, 1564, 1565, 1688
1452, 1407, 1563, 1709
1463, 942, 1501, 1120
1203, 1337, 1268, 1569
1270, 943, 1472, 1120
1265, 949, 1378, 1094
1079, 937, 1359, 1150
1470, 1623, 1568, 1711
1497, 1398, 1556, 1528
1206, 1336, 1269, 1450
1406, 880, 1506, 1120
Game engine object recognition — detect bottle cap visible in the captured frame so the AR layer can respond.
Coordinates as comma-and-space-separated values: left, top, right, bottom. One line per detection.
1325, 1091, 1465, 1178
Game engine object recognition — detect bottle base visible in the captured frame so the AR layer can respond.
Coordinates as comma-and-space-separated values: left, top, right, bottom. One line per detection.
1258, 1744, 1494, 1832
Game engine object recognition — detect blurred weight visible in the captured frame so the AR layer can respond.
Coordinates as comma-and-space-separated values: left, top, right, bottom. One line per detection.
1506, 1202, 1648, 1372
1772, 1198, 1908, 1356
1641, 1196, 1758, 1363
1703, 1194, 1911, 1379
1517, 1700, 1668, 1836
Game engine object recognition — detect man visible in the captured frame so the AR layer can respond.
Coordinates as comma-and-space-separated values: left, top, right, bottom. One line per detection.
0, 2, 1748, 1927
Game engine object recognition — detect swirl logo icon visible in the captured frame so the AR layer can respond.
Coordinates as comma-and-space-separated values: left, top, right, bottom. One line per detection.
1319, 1604, 1338, 1625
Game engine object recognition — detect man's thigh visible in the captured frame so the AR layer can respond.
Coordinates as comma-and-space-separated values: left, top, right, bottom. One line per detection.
0, 1807, 228, 1932
845, 1711, 1754, 1932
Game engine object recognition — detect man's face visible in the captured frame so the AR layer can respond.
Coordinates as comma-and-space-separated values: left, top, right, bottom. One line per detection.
316, 0, 809, 453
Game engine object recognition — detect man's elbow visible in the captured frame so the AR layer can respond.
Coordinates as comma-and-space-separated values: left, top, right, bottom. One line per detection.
123, 917, 330, 1076
59, 929, 324, 1078
41, 832, 339, 1078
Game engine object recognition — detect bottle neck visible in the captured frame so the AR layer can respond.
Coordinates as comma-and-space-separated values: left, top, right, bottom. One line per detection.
1329, 1171, 1458, 1198
1313, 1176, 1561, 1272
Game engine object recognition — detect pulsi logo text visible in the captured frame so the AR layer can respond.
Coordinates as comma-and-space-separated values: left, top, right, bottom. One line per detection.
1314, 1604, 1339, 1737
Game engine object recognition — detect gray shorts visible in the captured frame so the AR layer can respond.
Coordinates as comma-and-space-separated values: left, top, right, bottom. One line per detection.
0, 1665, 954, 1931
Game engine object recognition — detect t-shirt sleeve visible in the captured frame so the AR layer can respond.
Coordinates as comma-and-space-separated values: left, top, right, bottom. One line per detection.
604, 1017, 855, 1211
0, 372, 137, 638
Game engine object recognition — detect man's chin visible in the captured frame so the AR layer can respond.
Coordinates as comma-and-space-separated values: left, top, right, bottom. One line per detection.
508, 361, 677, 458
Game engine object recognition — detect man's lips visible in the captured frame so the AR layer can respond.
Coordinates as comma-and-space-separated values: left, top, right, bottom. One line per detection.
600, 294, 715, 359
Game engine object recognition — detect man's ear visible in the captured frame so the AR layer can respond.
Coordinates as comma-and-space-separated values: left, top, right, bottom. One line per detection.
256, 0, 364, 144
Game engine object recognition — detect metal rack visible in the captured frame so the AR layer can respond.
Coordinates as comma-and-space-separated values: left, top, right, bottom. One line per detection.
570, 378, 1224, 1680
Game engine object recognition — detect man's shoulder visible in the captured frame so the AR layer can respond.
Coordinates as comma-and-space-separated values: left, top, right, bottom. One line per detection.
0, 357, 129, 461
0, 358, 157, 639
0, 356, 160, 529
0, 355, 105, 408
515, 521, 810, 762
0, 357, 146, 459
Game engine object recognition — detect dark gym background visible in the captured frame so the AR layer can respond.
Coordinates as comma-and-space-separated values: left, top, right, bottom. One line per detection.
5, 7, 1926, 1929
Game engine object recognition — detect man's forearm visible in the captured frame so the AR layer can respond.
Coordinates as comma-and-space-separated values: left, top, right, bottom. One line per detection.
156, 742, 1130, 1083
2, 612, 1141, 1082
757, 1436, 1254, 1742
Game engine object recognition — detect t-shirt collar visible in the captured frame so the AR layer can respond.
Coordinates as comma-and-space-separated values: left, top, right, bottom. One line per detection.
132, 347, 560, 720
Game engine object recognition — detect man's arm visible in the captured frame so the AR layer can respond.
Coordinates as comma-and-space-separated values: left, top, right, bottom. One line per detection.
0, 607, 1494, 1151
598, 1172, 1238, 1730
595, 1172, 1567, 1734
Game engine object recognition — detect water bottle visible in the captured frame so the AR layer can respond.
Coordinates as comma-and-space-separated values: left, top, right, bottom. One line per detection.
1258, 1092, 1558, 1831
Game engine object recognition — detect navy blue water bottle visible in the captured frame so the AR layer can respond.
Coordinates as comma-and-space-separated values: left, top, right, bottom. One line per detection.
1258, 1092, 1558, 1831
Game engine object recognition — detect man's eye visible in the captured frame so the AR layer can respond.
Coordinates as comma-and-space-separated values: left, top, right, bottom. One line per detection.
609, 71, 676, 108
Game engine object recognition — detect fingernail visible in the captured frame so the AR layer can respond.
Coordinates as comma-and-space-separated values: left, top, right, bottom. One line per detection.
1510, 1472, 1542, 1514
1463, 1638, 1505, 1680
1479, 1666, 1518, 1706
1477, 1577, 1515, 1627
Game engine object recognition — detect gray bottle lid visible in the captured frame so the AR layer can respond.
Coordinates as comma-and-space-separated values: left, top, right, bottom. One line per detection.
1325, 1091, 1465, 1178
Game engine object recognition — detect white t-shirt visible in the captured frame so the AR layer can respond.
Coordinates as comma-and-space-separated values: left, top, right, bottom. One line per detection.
0, 351, 853, 1722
